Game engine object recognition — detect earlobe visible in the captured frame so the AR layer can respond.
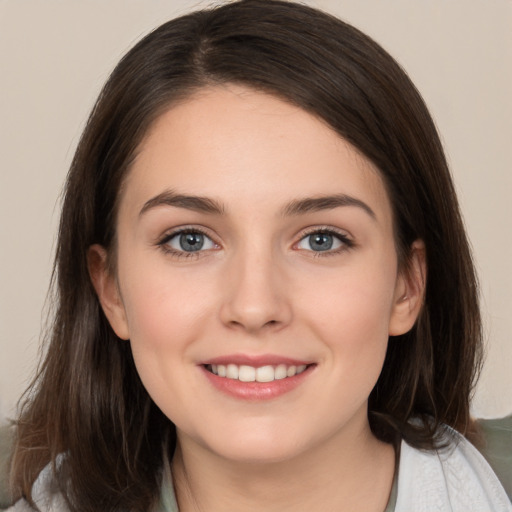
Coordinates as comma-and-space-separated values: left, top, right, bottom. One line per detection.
388, 240, 427, 336
87, 244, 130, 340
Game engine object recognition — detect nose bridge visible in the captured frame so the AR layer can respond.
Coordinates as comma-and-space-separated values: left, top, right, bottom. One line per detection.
219, 238, 292, 333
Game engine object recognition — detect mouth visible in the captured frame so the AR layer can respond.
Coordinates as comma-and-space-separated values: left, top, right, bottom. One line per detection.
205, 363, 309, 383
200, 359, 315, 400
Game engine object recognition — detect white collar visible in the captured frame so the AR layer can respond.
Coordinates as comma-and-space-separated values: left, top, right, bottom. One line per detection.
395, 426, 512, 512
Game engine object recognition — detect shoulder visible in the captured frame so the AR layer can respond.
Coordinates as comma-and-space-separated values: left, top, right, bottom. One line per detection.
3, 458, 69, 512
395, 418, 512, 512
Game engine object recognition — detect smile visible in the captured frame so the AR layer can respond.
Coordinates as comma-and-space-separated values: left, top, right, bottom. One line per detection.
202, 359, 315, 400
207, 364, 308, 382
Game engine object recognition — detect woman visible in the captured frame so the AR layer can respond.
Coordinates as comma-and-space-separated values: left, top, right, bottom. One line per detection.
6, 0, 511, 510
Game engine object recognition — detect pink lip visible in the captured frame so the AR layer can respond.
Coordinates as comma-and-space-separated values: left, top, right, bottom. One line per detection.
201, 353, 313, 367
199, 357, 316, 401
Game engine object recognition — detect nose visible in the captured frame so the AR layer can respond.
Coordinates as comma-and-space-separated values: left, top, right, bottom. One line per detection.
219, 246, 293, 334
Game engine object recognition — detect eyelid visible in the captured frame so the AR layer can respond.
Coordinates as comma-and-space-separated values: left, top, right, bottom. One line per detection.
298, 225, 351, 238
296, 225, 353, 242
157, 225, 220, 257
158, 224, 213, 240
293, 226, 354, 253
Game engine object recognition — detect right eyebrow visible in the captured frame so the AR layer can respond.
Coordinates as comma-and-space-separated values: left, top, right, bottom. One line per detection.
139, 189, 226, 217
281, 194, 376, 220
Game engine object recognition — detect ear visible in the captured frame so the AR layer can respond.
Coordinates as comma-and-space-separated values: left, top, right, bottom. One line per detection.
87, 244, 130, 340
388, 240, 427, 336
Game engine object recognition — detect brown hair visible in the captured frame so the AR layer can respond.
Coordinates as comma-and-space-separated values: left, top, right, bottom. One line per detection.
11, 0, 482, 510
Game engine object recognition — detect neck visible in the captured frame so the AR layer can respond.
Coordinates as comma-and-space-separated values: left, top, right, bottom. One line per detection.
171, 417, 396, 512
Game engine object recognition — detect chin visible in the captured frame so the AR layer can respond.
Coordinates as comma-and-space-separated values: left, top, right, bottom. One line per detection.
216, 442, 302, 465
198, 424, 316, 465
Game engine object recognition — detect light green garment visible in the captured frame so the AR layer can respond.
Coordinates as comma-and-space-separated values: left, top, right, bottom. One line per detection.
158, 471, 179, 512
384, 475, 398, 512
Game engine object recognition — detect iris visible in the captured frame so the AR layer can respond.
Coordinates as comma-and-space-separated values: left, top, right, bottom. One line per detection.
179, 232, 204, 252
308, 233, 334, 251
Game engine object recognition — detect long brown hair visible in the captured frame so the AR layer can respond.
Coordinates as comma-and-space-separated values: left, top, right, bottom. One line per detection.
11, 1, 482, 510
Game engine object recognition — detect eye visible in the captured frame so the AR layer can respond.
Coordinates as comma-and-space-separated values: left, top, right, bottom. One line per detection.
162, 229, 217, 253
296, 230, 351, 253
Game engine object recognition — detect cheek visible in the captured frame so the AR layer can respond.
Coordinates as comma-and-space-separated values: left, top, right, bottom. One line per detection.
300, 256, 397, 380
118, 265, 216, 417
306, 262, 396, 338
119, 259, 214, 347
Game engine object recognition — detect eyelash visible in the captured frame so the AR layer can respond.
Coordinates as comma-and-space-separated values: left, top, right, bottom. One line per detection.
157, 226, 218, 260
295, 227, 354, 257
156, 226, 354, 260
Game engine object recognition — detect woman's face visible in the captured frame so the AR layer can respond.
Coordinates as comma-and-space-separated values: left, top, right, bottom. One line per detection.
92, 85, 422, 464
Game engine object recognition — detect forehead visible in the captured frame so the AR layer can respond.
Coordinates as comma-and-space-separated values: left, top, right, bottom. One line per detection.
121, 85, 392, 221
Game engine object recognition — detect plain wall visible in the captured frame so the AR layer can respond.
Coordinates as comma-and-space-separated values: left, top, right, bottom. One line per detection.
1, 0, 511, 421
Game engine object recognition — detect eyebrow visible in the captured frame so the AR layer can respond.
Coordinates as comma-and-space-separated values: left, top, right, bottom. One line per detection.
281, 194, 376, 220
139, 190, 375, 220
139, 190, 225, 217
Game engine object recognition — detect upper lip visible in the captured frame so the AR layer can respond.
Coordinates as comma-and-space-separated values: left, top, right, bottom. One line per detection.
200, 354, 314, 367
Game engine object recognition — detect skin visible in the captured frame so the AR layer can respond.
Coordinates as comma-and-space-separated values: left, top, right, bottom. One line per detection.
89, 85, 426, 511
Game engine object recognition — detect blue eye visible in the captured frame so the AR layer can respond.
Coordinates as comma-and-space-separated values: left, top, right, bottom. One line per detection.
296, 231, 348, 252
164, 230, 216, 253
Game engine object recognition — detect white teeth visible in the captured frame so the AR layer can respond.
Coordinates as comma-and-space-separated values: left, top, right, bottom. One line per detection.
256, 365, 274, 382
239, 365, 256, 382
226, 364, 239, 379
208, 363, 309, 382
274, 364, 288, 380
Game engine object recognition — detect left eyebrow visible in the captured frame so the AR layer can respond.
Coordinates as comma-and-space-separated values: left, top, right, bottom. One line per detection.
139, 189, 226, 217
281, 194, 376, 220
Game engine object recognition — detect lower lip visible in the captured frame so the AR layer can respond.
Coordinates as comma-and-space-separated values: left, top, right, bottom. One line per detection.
201, 365, 314, 401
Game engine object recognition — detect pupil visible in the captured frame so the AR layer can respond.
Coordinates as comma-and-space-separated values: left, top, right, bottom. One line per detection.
180, 232, 204, 252
310, 233, 333, 251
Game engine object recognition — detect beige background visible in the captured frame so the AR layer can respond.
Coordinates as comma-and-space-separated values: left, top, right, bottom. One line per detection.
0, 0, 511, 421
